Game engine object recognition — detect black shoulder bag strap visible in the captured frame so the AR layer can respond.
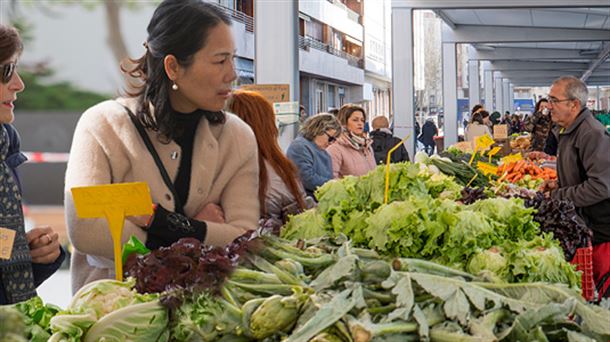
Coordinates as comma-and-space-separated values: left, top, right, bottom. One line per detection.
120, 103, 184, 214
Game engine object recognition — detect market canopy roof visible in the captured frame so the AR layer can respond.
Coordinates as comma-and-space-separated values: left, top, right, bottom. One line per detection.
390, 0, 610, 157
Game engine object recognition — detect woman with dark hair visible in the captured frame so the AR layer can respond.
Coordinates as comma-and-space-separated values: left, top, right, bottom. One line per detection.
287, 114, 341, 198
525, 98, 552, 151
0, 24, 65, 304
65, 0, 259, 292
326, 104, 376, 178
226, 90, 309, 221
465, 111, 492, 143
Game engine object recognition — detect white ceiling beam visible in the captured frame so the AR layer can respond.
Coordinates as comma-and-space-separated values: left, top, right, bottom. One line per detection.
489, 61, 599, 71
392, 0, 610, 9
442, 24, 610, 44
469, 47, 595, 60
582, 43, 610, 82
433, 9, 456, 29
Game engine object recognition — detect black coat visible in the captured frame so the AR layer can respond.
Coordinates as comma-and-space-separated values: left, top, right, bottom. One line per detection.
419, 121, 438, 146
370, 130, 410, 165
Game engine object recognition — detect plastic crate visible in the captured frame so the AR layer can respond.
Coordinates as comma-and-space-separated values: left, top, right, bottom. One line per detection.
570, 246, 595, 301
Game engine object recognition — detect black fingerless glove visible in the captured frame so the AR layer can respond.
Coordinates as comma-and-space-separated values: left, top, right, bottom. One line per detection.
145, 205, 207, 250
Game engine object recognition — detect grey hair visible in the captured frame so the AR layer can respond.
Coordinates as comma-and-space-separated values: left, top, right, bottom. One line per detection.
301, 113, 342, 140
552, 76, 588, 109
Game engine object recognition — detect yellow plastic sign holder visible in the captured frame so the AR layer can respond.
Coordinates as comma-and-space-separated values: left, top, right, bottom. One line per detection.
469, 134, 495, 166
502, 153, 523, 165
71, 182, 153, 281
384, 134, 411, 204
486, 146, 501, 163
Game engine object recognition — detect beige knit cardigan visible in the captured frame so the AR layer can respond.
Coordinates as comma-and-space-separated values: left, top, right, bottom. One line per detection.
64, 98, 259, 293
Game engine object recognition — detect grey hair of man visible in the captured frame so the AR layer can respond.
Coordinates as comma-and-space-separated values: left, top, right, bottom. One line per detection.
552, 76, 588, 110
300, 113, 342, 141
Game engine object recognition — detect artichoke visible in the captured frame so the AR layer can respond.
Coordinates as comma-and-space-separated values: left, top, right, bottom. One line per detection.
248, 294, 304, 339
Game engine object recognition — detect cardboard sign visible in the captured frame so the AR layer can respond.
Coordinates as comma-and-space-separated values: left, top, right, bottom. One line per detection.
502, 153, 523, 165
475, 134, 495, 151
477, 161, 498, 176
493, 125, 508, 140
0, 227, 16, 260
241, 84, 290, 103
71, 182, 153, 281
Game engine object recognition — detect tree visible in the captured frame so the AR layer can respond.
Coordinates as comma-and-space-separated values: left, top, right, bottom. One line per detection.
11, 0, 159, 90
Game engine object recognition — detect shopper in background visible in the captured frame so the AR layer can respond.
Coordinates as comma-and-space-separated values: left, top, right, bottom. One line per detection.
509, 114, 522, 134
490, 111, 502, 125
419, 118, 438, 156
0, 24, 65, 304
227, 90, 308, 222
465, 111, 492, 143
547, 76, 610, 297
65, 0, 259, 293
370, 115, 409, 165
287, 113, 341, 198
526, 98, 553, 151
327, 104, 376, 178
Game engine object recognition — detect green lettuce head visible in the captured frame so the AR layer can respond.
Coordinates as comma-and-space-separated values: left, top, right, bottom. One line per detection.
467, 247, 509, 279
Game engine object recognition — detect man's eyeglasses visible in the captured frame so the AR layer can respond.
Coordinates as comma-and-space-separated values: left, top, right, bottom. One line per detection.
324, 132, 337, 144
1, 62, 17, 84
547, 97, 573, 105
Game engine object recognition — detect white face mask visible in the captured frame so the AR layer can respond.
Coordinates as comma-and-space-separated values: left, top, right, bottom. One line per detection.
542, 108, 550, 115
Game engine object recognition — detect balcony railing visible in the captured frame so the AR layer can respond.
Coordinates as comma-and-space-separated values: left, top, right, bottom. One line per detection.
299, 36, 364, 69
212, 2, 254, 32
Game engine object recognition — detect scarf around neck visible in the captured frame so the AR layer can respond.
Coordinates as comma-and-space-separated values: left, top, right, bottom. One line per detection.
342, 130, 371, 153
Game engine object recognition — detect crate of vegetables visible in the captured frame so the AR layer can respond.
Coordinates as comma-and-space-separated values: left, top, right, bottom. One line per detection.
497, 159, 557, 189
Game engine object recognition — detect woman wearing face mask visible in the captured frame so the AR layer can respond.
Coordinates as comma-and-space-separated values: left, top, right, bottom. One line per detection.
326, 104, 376, 178
64, 0, 259, 293
526, 98, 553, 151
0, 24, 65, 304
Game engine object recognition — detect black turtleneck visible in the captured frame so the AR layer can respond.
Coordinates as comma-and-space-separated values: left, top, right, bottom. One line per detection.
172, 109, 205, 212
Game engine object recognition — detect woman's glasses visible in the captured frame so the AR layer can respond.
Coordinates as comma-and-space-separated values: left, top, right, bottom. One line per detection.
324, 132, 337, 144
1, 63, 17, 84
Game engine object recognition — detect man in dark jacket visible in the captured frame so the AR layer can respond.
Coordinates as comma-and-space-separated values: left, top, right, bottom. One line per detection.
419, 118, 438, 156
370, 116, 409, 165
548, 76, 610, 297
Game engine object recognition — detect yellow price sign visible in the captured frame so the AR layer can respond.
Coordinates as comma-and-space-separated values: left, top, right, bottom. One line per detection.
0, 227, 16, 260
477, 161, 498, 176
71, 182, 153, 281
384, 134, 410, 204
475, 134, 495, 151
502, 153, 523, 165
486, 146, 502, 163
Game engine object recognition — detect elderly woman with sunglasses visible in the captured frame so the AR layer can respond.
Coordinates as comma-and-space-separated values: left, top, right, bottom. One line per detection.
287, 113, 341, 198
0, 24, 65, 304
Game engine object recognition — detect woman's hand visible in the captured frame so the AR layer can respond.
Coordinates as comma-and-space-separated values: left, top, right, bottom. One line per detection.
193, 203, 225, 224
26, 226, 61, 264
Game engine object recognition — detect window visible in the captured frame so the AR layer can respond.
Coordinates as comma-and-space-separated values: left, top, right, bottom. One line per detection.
328, 85, 336, 108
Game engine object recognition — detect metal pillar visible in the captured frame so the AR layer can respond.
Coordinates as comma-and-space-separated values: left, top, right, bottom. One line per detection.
483, 62, 493, 112
468, 60, 480, 112
255, 0, 299, 150
391, 7, 416, 158
503, 79, 510, 114
494, 74, 504, 113
508, 83, 515, 112
596, 86, 601, 110
442, 41, 458, 147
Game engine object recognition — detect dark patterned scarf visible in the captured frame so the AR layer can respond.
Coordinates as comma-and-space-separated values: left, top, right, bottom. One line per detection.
0, 125, 35, 303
